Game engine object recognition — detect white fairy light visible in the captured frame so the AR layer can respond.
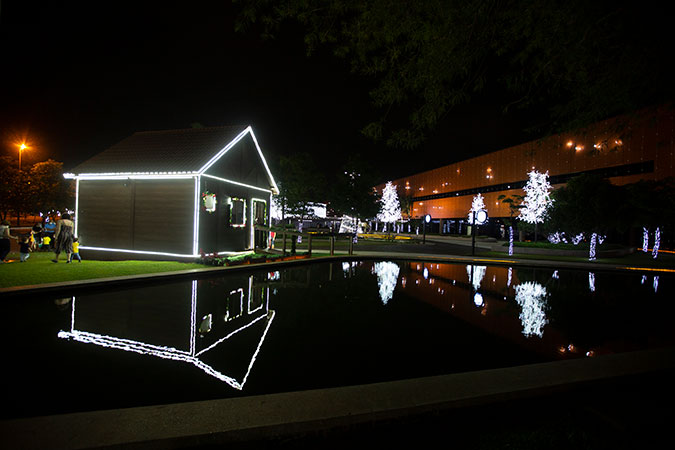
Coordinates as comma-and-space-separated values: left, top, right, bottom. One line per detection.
518, 170, 553, 225
548, 232, 562, 244
653, 276, 659, 293
374, 261, 400, 305
552, 270, 559, 279
507, 266, 512, 287
509, 226, 514, 256
641, 274, 647, 284
589, 272, 596, 292
643, 227, 649, 252
377, 181, 402, 225
515, 281, 548, 338
468, 193, 486, 222
572, 233, 584, 245
589, 232, 597, 261
598, 235, 606, 244
653, 227, 660, 259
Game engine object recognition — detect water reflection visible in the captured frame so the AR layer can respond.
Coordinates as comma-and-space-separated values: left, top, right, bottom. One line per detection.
514, 281, 549, 338
467, 265, 487, 291
58, 276, 275, 390
373, 261, 400, 305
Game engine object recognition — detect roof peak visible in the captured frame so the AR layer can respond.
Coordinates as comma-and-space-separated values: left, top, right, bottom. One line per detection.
133, 125, 249, 135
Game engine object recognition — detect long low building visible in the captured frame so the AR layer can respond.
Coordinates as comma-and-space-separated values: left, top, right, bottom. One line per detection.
378, 104, 674, 234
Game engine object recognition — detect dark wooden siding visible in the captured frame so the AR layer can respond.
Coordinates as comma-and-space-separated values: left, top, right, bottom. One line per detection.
133, 179, 194, 254
78, 180, 133, 249
78, 178, 194, 254
198, 178, 271, 253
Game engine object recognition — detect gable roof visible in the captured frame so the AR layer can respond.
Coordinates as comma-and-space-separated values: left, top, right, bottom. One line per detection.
68, 125, 279, 193
71, 125, 248, 174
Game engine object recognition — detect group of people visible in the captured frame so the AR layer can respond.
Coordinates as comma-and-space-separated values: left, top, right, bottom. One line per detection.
0, 214, 81, 263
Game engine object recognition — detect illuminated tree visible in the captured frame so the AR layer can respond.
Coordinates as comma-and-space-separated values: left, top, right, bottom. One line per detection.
467, 193, 486, 223
377, 181, 401, 227
518, 170, 553, 241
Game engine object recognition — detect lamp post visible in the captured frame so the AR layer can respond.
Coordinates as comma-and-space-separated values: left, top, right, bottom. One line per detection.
16, 142, 29, 226
18, 142, 28, 171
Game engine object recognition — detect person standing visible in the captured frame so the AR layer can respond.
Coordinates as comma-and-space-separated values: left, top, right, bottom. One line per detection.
19, 236, 31, 262
1, 220, 18, 262
52, 213, 75, 263
69, 237, 82, 263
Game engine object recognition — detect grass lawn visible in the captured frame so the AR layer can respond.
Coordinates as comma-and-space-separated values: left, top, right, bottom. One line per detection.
0, 251, 205, 289
476, 248, 675, 269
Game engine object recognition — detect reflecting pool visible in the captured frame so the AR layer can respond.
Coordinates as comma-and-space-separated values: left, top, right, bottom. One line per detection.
3, 260, 674, 419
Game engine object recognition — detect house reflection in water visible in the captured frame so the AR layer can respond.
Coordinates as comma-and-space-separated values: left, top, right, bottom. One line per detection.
58, 273, 275, 390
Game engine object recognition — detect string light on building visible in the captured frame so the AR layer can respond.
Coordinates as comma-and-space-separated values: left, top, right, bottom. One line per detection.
643, 227, 649, 252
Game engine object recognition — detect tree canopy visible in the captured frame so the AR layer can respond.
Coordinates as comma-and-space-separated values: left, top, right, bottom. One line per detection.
236, 0, 674, 149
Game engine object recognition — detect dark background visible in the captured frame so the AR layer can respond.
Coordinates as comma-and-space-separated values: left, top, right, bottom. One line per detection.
0, 2, 544, 181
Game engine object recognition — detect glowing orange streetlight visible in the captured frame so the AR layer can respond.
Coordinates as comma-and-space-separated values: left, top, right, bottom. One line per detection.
17, 142, 29, 170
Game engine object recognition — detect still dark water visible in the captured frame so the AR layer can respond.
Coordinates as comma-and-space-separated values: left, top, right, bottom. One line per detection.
3, 260, 674, 419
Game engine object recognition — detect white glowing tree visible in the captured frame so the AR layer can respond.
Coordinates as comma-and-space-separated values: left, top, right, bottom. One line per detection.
467, 193, 486, 223
377, 181, 402, 229
518, 170, 553, 241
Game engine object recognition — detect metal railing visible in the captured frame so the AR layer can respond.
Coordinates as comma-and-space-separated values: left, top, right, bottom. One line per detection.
254, 225, 354, 256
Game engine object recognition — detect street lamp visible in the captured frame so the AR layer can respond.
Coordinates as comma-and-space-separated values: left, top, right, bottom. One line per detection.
18, 142, 29, 171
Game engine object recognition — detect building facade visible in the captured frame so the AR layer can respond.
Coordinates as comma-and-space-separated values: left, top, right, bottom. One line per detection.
378, 105, 674, 234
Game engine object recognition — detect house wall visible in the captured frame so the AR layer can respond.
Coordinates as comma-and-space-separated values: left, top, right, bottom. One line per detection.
78, 178, 194, 254
198, 177, 271, 254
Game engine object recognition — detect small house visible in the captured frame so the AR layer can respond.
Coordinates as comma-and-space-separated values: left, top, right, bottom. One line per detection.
65, 126, 279, 259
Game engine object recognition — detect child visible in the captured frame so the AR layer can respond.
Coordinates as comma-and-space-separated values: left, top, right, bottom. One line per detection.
42, 234, 51, 251
31, 223, 43, 251
19, 236, 31, 262
69, 237, 82, 263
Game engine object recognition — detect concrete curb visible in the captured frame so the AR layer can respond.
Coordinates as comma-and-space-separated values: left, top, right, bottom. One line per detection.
1, 347, 673, 450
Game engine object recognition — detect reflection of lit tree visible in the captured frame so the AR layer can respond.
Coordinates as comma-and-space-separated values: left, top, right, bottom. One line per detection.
374, 261, 400, 304
466, 265, 487, 291
515, 281, 548, 338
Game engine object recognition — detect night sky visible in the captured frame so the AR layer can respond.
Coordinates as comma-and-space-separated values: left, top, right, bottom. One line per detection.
1, 2, 536, 182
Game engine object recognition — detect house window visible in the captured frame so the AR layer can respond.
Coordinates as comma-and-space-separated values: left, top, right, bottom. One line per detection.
230, 198, 246, 227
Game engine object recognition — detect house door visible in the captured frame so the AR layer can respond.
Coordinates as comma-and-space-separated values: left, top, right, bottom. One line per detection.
252, 199, 267, 248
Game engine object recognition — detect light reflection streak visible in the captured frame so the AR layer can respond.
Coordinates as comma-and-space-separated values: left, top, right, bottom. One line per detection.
466, 265, 487, 291
374, 261, 400, 305
654, 276, 659, 293
589, 272, 596, 292
515, 281, 548, 338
